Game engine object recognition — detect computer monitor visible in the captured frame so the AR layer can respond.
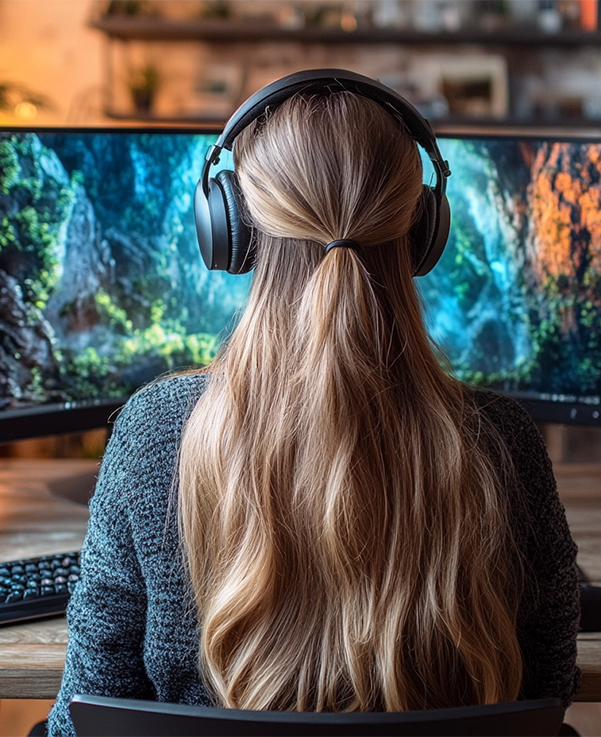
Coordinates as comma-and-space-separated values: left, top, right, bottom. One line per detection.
1, 126, 600, 442
424, 129, 601, 427
0, 126, 251, 442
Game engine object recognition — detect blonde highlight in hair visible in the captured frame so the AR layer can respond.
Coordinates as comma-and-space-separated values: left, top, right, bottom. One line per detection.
179, 92, 524, 712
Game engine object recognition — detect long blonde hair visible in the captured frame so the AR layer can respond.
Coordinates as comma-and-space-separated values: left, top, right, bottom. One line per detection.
179, 92, 524, 712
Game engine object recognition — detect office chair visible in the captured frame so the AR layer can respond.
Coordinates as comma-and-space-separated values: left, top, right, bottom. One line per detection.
69, 694, 566, 736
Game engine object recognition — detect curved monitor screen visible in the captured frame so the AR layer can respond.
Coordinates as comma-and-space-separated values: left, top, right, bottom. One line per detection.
422, 132, 601, 426
0, 128, 250, 440
1, 127, 601, 440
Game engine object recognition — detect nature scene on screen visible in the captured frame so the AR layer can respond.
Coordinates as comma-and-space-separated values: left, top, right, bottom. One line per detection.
1, 131, 601, 412
420, 135, 601, 405
0, 131, 250, 410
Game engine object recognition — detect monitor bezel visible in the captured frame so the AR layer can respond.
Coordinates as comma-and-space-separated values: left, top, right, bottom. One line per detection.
0, 399, 127, 444
434, 123, 601, 141
516, 398, 601, 427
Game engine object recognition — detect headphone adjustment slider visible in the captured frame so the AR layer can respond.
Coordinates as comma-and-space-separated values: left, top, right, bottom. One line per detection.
207, 145, 222, 166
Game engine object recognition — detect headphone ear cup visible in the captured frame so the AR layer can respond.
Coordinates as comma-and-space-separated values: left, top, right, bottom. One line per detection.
194, 176, 219, 271
214, 170, 254, 274
410, 185, 450, 276
196, 174, 232, 271
409, 185, 436, 275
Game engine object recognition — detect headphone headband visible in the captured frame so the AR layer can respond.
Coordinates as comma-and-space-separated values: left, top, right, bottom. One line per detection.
195, 68, 452, 276
219, 69, 435, 152
203, 69, 450, 199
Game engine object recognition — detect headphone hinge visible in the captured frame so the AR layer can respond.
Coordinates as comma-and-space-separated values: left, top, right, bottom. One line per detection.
207, 145, 222, 165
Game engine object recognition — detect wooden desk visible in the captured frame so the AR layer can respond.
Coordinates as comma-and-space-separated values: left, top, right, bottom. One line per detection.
0, 460, 601, 700
0, 459, 93, 699
556, 464, 601, 702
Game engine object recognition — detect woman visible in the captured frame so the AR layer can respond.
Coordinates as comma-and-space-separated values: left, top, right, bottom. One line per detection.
47, 76, 580, 736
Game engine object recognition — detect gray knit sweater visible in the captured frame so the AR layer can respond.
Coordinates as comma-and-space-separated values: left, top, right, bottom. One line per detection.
47, 374, 581, 736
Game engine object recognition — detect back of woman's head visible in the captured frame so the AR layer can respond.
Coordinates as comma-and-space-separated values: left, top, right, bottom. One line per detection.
235, 91, 422, 253
179, 91, 524, 713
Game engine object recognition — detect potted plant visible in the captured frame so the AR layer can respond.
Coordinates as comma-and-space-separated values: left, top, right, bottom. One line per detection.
128, 64, 160, 115
104, 0, 152, 16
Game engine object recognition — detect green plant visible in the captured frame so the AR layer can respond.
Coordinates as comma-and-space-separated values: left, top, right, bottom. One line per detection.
128, 64, 161, 113
105, 0, 150, 16
200, 1, 232, 19
129, 64, 160, 93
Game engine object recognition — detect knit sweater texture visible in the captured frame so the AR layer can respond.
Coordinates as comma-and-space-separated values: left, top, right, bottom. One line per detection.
47, 373, 581, 736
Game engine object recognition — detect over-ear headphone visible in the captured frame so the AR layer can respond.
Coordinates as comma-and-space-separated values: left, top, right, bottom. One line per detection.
194, 68, 451, 276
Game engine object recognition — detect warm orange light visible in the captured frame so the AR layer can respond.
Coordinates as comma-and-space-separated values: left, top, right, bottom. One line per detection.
340, 13, 357, 32
580, 0, 598, 30
15, 102, 38, 120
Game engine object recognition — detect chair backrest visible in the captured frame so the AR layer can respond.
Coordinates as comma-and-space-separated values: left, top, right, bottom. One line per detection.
69, 694, 565, 736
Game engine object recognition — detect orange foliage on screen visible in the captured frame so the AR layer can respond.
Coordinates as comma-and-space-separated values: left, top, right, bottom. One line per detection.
527, 143, 601, 286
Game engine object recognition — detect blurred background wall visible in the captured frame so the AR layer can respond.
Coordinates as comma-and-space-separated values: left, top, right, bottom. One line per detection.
1, 0, 601, 129
0, 1, 104, 125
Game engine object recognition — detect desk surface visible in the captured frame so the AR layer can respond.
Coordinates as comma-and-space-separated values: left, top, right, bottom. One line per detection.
554, 463, 601, 702
0, 459, 92, 699
1, 459, 601, 701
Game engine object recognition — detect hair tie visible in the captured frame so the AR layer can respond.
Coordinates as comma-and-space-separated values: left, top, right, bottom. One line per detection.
325, 239, 361, 254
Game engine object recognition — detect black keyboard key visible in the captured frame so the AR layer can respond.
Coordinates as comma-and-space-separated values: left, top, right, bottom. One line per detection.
0, 551, 81, 625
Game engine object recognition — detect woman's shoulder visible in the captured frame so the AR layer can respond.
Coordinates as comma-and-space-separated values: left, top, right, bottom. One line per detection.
114, 371, 210, 431
467, 387, 558, 508
100, 372, 211, 473
467, 386, 541, 443
466, 387, 555, 490
91, 372, 211, 509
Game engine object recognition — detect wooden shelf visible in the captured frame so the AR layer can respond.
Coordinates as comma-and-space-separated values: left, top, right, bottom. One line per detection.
90, 17, 601, 46
103, 109, 601, 132
104, 108, 226, 126
92, 15, 601, 129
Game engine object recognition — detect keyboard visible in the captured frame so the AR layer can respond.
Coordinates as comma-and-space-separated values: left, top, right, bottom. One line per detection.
0, 551, 80, 625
